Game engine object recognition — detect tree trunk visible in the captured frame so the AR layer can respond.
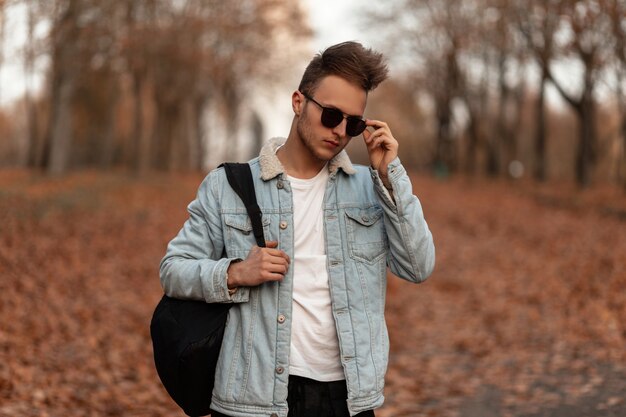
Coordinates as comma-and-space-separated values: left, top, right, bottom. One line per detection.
193, 95, 208, 170
616, 67, 626, 191
97, 75, 119, 170
151, 111, 165, 170
503, 77, 525, 179
485, 135, 499, 176
130, 71, 144, 171
24, 1, 40, 168
181, 98, 196, 170
47, 76, 74, 175
576, 94, 595, 187
534, 69, 548, 181
171, 99, 193, 171
151, 103, 177, 170
25, 91, 40, 168
220, 79, 241, 162
137, 76, 152, 174
545, 37, 598, 188
169, 115, 183, 171
464, 100, 480, 175
621, 114, 626, 192
99, 96, 117, 170
492, 54, 510, 178
250, 110, 264, 160
434, 96, 455, 175
619, 122, 626, 190
46, 1, 78, 175
483, 53, 499, 177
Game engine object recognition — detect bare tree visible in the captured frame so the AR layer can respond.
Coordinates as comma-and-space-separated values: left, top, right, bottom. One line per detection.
605, 0, 626, 189
12, 0, 309, 173
124, 0, 310, 171
363, 0, 525, 176
383, 0, 469, 174
514, 0, 563, 181
544, 0, 612, 187
487, 0, 528, 178
444, 0, 486, 175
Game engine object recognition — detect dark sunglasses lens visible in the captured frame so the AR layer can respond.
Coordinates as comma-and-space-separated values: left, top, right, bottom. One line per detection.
346, 119, 366, 137
320, 108, 344, 128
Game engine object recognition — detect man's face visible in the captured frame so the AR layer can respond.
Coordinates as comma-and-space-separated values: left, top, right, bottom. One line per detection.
296, 75, 367, 163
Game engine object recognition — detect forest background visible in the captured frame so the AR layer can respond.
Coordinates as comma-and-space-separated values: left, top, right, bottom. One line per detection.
0, 1, 625, 416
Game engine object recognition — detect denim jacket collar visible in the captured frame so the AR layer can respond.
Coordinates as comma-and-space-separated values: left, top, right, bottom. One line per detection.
259, 137, 356, 181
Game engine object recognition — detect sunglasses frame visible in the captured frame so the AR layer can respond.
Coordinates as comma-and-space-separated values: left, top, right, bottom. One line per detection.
300, 91, 367, 137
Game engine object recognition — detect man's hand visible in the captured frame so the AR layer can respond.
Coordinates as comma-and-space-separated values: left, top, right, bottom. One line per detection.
362, 119, 399, 189
226, 241, 290, 288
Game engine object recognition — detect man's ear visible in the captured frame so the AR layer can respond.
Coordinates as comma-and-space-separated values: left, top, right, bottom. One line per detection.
292, 91, 304, 116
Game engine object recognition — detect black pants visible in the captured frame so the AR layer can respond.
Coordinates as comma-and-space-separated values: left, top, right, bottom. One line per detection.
211, 375, 376, 417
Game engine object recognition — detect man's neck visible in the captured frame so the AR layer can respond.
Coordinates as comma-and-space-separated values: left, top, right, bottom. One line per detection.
277, 133, 327, 180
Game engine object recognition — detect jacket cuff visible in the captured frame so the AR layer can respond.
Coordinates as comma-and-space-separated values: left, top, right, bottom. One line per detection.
208, 258, 250, 303
369, 157, 403, 208
385, 156, 405, 181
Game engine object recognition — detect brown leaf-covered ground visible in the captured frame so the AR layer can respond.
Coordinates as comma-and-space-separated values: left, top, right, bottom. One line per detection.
1, 169, 624, 417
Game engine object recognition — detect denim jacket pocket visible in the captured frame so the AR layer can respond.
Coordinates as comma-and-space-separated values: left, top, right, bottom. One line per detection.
224, 213, 270, 258
345, 206, 387, 264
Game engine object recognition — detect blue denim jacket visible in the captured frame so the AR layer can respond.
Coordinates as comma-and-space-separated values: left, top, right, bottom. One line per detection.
160, 138, 435, 417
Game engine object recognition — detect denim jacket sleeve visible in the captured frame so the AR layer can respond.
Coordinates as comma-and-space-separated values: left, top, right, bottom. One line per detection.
370, 157, 435, 283
159, 170, 250, 304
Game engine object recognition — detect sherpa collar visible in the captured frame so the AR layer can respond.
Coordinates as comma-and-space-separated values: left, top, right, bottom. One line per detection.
258, 137, 356, 181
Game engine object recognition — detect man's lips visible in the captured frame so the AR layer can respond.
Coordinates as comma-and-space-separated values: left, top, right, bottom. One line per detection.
323, 139, 339, 147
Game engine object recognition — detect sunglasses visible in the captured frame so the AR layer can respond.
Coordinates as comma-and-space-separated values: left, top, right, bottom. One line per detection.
300, 91, 367, 137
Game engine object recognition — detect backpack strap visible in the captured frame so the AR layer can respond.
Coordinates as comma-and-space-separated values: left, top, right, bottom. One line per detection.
221, 163, 266, 248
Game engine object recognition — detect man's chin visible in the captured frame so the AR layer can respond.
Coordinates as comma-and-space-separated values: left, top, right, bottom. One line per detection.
314, 144, 342, 162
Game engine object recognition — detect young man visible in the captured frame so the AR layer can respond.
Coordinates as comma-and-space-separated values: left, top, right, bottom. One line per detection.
160, 41, 435, 417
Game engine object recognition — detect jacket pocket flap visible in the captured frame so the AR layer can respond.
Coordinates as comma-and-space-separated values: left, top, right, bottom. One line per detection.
224, 213, 269, 232
345, 207, 383, 226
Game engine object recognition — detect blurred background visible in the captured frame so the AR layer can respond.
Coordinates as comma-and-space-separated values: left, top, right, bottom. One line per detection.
0, 1, 625, 417
0, 0, 624, 185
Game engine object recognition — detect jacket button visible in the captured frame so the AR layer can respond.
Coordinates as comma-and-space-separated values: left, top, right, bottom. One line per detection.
279, 221, 288, 230
276, 366, 284, 374
277, 314, 286, 323
277, 181, 284, 189
362, 216, 369, 222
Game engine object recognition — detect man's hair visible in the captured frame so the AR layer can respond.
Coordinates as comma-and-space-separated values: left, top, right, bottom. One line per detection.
298, 41, 389, 96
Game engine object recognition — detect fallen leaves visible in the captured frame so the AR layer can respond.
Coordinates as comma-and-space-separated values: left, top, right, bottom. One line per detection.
0, 170, 624, 417
380, 176, 626, 417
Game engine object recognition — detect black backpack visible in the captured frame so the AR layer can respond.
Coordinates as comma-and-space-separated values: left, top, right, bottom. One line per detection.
150, 163, 266, 417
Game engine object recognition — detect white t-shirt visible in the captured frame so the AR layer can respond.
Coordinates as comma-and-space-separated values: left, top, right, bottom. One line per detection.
287, 166, 344, 381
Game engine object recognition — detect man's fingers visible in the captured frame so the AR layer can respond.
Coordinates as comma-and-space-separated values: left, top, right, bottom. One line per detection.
262, 272, 285, 282
266, 261, 289, 274
262, 248, 289, 263
262, 243, 290, 262
365, 134, 383, 151
362, 128, 371, 140
256, 241, 290, 263
366, 119, 388, 129
260, 255, 288, 280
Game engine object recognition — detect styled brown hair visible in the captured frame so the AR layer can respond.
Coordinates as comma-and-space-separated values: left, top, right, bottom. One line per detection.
298, 41, 389, 96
